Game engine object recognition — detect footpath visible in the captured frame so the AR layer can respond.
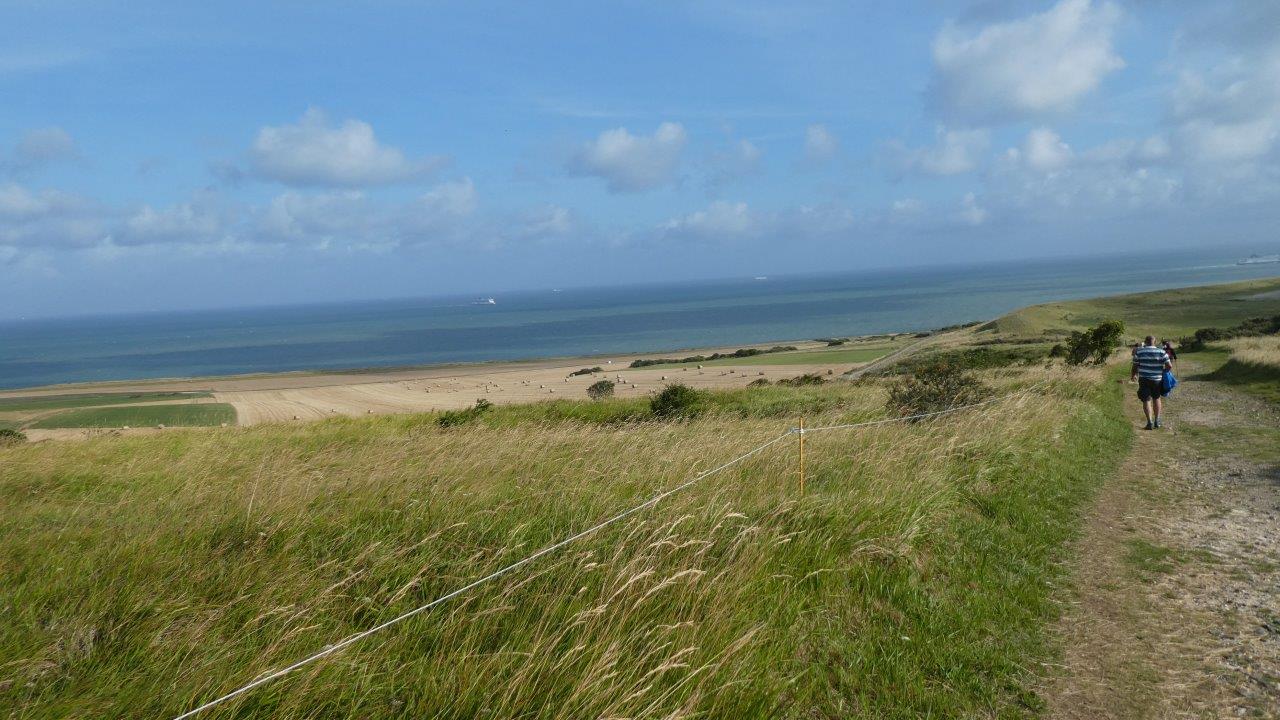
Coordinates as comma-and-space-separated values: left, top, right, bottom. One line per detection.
1042, 356, 1280, 718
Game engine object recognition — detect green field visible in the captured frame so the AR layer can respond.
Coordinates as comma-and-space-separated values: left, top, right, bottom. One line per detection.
0, 362, 1129, 718
28, 403, 236, 429
992, 277, 1280, 339
0, 390, 212, 412
648, 342, 901, 369
7, 278, 1279, 718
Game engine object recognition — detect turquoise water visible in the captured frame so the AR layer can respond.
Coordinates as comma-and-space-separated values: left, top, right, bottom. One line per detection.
1, 249, 1276, 390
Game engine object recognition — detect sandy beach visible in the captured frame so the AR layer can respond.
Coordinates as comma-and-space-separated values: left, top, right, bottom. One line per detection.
3, 338, 905, 440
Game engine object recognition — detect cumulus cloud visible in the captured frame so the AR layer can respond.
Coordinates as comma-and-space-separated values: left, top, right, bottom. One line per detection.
1169, 53, 1280, 165
116, 194, 232, 246
931, 0, 1124, 122
886, 126, 989, 176
568, 122, 687, 193
5, 127, 78, 174
660, 200, 757, 240
803, 124, 839, 164
248, 108, 446, 187
0, 182, 104, 248
706, 138, 762, 190
958, 192, 988, 225
1007, 127, 1073, 171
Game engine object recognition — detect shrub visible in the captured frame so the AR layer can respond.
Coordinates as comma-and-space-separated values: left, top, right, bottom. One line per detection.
1180, 315, 1280, 352
747, 378, 771, 387
1063, 319, 1124, 365
777, 373, 825, 387
886, 361, 991, 418
630, 346, 798, 368
0, 428, 27, 445
436, 399, 493, 428
569, 367, 603, 377
1048, 343, 1067, 358
650, 383, 703, 418
586, 379, 615, 400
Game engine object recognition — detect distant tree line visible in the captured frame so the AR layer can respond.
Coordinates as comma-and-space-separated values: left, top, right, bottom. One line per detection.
630, 346, 797, 368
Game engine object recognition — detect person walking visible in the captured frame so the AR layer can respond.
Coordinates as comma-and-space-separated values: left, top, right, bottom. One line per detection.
1161, 340, 1178, 368
1132, 335, 1173, 430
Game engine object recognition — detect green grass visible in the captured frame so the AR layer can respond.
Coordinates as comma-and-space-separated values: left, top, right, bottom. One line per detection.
0, 391, 212, 412
1204, 358, 1280, 404
0, 368, 1129, 718
992, 277, 1280, 339
1123, 538, 1216, 578
29, 403, 236, 429
646, 343, 900, 369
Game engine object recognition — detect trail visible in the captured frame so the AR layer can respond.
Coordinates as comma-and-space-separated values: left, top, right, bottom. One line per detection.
1042, 357, 1280, 718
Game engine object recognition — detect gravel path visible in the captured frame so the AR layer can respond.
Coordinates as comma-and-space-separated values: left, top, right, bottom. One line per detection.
1043, 359, 1280, 718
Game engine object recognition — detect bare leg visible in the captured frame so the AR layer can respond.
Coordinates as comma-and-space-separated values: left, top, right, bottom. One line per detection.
1141, 399, 1153, 424
1153, 396, 1163, 423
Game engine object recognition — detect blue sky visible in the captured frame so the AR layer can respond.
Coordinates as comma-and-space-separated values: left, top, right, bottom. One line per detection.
1, 0, 1278, 318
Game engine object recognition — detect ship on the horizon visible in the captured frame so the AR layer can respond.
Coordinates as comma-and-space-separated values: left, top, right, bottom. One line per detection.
1237, 253, 1280, 265
472, 297, 497, 305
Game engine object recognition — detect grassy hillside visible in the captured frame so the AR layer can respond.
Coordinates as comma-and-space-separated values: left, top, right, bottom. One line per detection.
0, 365, 1128, 718
991, 277, 1280, 339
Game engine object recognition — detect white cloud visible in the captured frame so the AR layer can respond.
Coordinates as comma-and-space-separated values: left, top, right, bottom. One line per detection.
6, 127, 78, 174
707, 138, 762, 189
249, 108, 445, 187
117, 194, 231, 246
256, 191, 376, 248
1168, 51, 1280, 165
887, 126, 989, 176
803, 124, 839, 164
1013, 127, 1073, 171
568, 122, 687, 192
0, 182, 104, 248
931, 0, 1124, 122
661, 200, 757, 240
958, 193, 988, 225
1178, 119, 1278, 164
508, 205, 576, 242
415, 178, 477, 219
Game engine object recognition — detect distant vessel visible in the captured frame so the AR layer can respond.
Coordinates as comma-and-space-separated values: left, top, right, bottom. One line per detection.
753, 276, 768, 281
1238, 254, 1280, 265
473, 297, 497, 305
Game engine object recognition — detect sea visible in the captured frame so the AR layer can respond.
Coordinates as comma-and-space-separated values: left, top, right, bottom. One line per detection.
2, 248, 1277, 390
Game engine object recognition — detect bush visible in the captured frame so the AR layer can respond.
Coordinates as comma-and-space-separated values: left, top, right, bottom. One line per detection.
0, 428, 27, 445
1048, 343, 1067, 358
1180, 315, 1280, 352
747, 378, 772, 387
586, 379, 615, 400
569, 367, 603, 377
650, 383, 703, 418
630, 346, 798, 368
1064, 319, 1124, 365
777, 373, 825, 387
436, 399, 493, 428
886, 362, 991, 418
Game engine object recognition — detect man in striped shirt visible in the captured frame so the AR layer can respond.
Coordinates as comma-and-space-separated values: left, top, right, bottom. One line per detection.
1131, 335, 1173, 430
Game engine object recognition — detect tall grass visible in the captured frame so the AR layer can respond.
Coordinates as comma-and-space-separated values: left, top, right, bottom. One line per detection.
0, 368, 1126, 718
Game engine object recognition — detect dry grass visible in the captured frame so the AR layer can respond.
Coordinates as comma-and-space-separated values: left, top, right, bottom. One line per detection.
0, 366, 1126, 718
1224, 335, 1280, 370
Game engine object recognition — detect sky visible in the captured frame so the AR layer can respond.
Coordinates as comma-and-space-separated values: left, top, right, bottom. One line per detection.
1, 0, 1278, 319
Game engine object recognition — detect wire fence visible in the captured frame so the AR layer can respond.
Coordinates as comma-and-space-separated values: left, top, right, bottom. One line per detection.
170, 382, 1041, 719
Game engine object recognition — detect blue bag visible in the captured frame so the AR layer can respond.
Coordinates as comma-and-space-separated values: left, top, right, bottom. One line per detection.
1161, 370, 1177, 397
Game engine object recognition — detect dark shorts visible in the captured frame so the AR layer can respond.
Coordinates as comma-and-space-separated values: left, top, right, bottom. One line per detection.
1137, 377, 1164, 401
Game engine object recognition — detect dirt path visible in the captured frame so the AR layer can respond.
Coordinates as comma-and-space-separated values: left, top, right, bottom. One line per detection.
1042, 359, 1280, 718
